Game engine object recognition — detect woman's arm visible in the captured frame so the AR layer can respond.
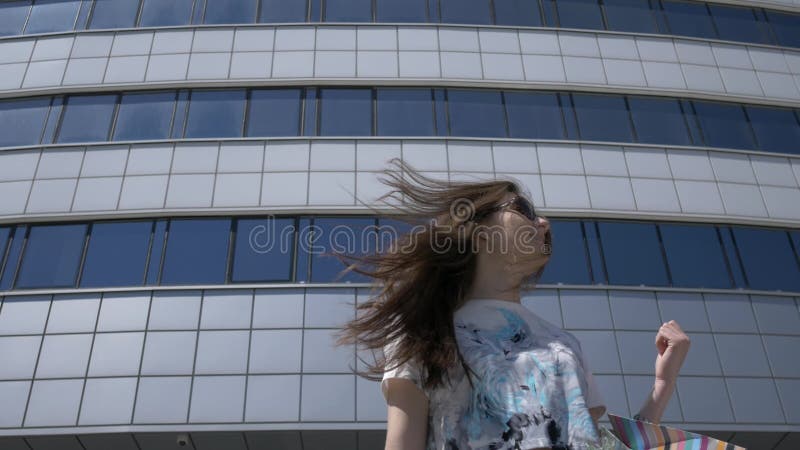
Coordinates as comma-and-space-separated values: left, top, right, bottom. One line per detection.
635, 320, 690, 424
385, 378, 429, 450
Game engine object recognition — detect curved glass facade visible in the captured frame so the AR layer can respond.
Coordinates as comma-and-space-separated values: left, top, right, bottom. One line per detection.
1, 87, 799, 155
1, 216, 798, 292
0, 0, 798, 445
1, 0, 799, 49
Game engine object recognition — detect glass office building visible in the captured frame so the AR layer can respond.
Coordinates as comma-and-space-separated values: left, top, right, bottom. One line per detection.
0, 0, 799, 448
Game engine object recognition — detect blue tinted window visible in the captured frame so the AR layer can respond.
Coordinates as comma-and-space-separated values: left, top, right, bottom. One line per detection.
0, 226, 26, 290
319, 89, 373, 136
260, 0, 307, 22
572, 94, 633, 142
25, 0, 80, 34
447, 90, 506, 138
80, 221, 152, 287
597, 221, 668, 286
603, 0, 658, 33
185, 90, 246, 138
0, 227, 10, 274
709, 4, 769, 45
246, 89, 302, 137
56, 94, 117, 143
0, 97, 50, 147
376, 0, 427, 22
161, 219, 231, 285
659, 223, 731, 289
440, 0, 491, 24
377, 89, 435, 136
733, 226, 800, 292
504, 91, 566, 139
0, 1, 31, 36
628, 96, 692, 146
140, 0, 193, 26
537, 220, 591, 285
232, 218, 295, 282
113, 91, 175, 141
146, 219, 166, 285
324, 0, 371, 22
16, 224, 87, 289
203, 0, 257, 23
766, 10, 800, 48
692, 101, 757, 150
89, 0, 139, 28
556, 0, 605, 30
661, 0, 716, 40
745, 106, 800, 155
303, 88, 318, 136
494, 0, 543, 26
310, 217, 377, 283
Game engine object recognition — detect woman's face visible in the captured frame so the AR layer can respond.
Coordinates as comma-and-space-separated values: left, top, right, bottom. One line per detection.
476, 191, 552, 275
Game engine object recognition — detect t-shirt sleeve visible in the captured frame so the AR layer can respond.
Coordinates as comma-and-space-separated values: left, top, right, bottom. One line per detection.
380, 339, 427, 403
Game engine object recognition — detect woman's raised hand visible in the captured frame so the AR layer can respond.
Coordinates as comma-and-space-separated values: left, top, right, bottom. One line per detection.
654, 320, 691, 386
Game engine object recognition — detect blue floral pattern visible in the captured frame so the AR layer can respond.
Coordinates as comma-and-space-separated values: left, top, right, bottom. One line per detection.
382, 298, 607, 450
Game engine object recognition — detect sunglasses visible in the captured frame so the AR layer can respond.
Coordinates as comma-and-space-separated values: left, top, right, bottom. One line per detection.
481, 195, 538, 222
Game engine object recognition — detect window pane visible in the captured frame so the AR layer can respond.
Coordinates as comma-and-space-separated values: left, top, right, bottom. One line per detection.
161, 219, 231, 285
0, 227, 10, 271
745, 106, 800, 155
80, 221, 152, 287
537, 220, 591, 285
113, 91, 175, 141
766, 10, 800, 48
709, 4, 769, 45
628, 96, 691, 146
692, 100, 757, 150
504, 91, 565, 139
659, 223, 731, 289
232, 218, 295, 282
733, 226, 800, 292
494, 0, 543, 26
572, 93, 633, 142
16, 223, 87, 289
0, 1, 31, 36
556, 0, 605, 30
319, 89, 372, 136
597, 221, 668, 286
310, 217, 376, 283
376, 88, 435, 136
603, 0, 657, 33
324, 0, 372, 22
260, 0, 307, 22
447, 89, 505, 137
440, 0, 491, 24
203, 0, 257, 23
185, 90, 246, 138
661, 0, 717, 40
246, 89, 302, 137
376, 0, 427, 22
140, 0, 193, 26
25, 0, 80, 34
89, 0, 139, 28
56, 94, 117, 143
0, 97, 50, 147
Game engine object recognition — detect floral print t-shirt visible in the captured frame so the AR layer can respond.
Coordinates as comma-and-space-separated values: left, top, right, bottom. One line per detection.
381, 298, 607, 450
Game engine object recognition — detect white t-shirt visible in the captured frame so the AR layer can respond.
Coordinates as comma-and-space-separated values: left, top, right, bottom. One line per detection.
381, 298, 607, 450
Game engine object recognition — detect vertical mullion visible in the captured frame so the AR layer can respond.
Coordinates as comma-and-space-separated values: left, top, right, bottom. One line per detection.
74, 222, 93, 288
654, 223, 673, 287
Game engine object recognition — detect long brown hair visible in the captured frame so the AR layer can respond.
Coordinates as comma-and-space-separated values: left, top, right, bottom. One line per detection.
331, 157, 542, 392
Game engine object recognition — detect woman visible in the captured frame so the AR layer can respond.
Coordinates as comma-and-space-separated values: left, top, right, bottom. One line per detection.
334, 158, 690, 450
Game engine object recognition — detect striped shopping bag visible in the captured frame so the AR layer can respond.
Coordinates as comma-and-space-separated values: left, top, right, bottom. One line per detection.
598, 413, 747, 450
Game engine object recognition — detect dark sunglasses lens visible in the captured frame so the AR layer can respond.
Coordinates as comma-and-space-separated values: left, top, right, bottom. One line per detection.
514, 197, 536, 221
